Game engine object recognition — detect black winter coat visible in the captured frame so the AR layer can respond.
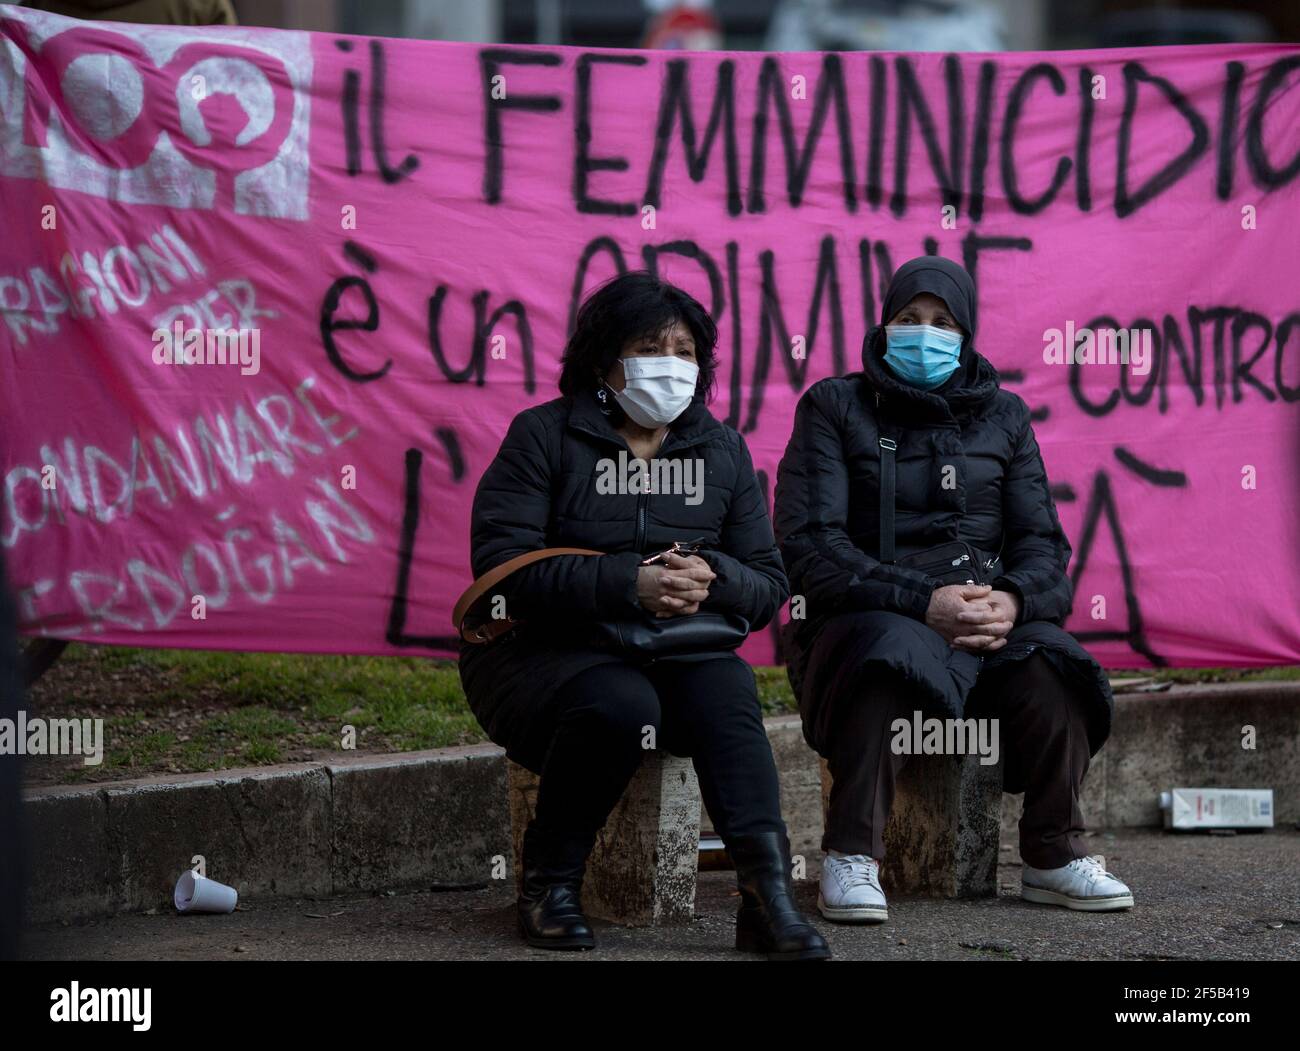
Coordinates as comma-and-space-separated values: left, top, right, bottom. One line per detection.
458, 390, 789, 766
773, 326, 1113, 758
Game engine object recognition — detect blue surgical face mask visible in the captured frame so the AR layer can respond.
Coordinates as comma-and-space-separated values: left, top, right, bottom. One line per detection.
883, 323, 964, 390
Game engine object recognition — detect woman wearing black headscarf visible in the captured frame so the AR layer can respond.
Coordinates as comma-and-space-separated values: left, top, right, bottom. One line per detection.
774, 256, 1132, 921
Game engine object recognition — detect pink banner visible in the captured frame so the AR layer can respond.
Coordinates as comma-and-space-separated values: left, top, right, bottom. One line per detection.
2, 5, 1298, 668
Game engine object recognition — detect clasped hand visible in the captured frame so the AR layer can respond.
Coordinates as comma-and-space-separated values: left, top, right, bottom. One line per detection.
636, 552, 715, 618
925, 583, 1021, 652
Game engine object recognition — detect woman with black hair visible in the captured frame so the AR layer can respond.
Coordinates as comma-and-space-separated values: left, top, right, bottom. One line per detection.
459, 271, 829, 959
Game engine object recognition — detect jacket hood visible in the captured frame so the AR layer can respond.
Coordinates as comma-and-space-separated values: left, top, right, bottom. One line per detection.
861, 324, 1001, 422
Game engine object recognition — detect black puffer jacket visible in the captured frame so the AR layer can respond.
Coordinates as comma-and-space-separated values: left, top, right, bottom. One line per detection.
458, 390, 788, 766
773, 325, 1113, 758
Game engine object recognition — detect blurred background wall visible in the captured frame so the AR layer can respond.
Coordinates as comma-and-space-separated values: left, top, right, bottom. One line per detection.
229, 0, 1293, 49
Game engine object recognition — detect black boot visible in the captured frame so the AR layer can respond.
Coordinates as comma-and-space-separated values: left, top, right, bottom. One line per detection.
516, 824, 596, 950
729, 830, 831, 960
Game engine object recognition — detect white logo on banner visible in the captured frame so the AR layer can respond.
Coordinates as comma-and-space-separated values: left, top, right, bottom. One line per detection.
0, 7, 312, 219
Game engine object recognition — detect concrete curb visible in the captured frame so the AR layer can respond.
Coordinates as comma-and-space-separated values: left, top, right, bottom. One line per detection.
22, 681, 1299, 923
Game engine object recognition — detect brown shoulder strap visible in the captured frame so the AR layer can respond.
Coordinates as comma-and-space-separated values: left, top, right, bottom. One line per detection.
451, 547, 603, 641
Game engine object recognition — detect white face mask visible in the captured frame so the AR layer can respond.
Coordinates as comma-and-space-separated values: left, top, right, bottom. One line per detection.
609, 355, 699, 427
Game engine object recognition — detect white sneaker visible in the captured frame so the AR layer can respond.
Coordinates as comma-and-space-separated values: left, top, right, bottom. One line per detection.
818, 851, 888, 923
1021, 854, 1134, 911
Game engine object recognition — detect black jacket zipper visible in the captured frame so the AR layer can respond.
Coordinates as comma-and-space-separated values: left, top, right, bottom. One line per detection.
635, 490, 648, 552
568, 412, 704, 556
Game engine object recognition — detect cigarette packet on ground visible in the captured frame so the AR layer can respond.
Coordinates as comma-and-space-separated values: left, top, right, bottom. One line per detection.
1159, 788, 1274, 830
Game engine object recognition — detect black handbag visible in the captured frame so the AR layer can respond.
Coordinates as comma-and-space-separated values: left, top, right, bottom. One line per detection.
585, 539, 749, 658
585, 610, 750, 658
877, 429, 1003, 586
453, 540, 749, 657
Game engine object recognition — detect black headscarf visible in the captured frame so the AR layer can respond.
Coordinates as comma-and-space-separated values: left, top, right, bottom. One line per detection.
880, 255, 977, 344
862, 255, 999, 417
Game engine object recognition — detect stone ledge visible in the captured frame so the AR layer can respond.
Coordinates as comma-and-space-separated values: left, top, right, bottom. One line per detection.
20, 680, 1300, 921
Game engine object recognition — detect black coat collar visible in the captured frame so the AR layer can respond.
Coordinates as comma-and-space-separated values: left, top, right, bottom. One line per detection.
565, 388, 722, 453
860, 324, 1001, 423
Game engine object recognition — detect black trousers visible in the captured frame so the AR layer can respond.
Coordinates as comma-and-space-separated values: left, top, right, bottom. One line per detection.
517, 656, 785, 851
822, 651, 1093, 869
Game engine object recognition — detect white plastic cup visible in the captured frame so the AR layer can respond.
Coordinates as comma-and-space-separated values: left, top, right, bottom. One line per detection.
174, 870, 238, 914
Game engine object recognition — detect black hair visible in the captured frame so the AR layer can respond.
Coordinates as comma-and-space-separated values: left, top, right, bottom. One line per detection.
558, 271, 719, 406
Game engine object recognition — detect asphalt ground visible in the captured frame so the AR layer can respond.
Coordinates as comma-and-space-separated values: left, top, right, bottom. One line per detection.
20, 828, 1299, 962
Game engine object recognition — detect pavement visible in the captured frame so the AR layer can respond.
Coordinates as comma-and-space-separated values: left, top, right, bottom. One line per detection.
21, 828, 1300, 961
